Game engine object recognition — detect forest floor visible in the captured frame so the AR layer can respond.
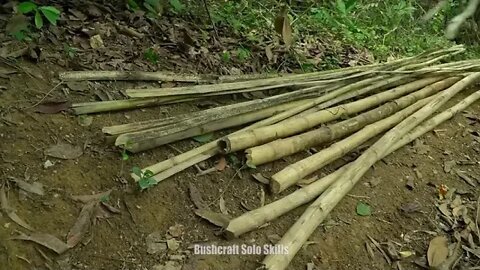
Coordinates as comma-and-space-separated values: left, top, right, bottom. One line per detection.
0, 1, 480, 270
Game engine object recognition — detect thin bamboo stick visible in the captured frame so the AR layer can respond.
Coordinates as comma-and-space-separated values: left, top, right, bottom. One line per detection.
246, 76, 460, 166
224, 88, 480, 239
59, 71, 218, 83
261, 72, 480, 270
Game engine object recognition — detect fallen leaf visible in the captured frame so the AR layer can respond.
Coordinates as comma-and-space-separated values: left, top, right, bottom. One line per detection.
265, 45, 273, 62
13, 232, 69, 254
34, 101, 70, 114
66, 81, 88, 92
306, 262, 315, 270
438, 203, 451, 217
71, 190, 111, 203
66, 201, 98, 248
188, 183, 207, 209
101, 202, 121, 214
219, 196, 228, 215
365, 242, 375, 259
167, 238, 180, 251
215, 157, 227, 171
192, 133, 214, 143
44, 142, 83, 160
455, 170, 477, 187
194, 209, 230, 228
274, 7, 293, 47
9, 178, 44, 196
259, 188, 265, 207
252, 173, 269, 185
443, 160, 456, 173
399, 201, 422, 213
451, 195, 462, 208
0, 186, 34, 231
427, 236, 449, 267
146, 231, 167, 254
89, 34, 104, 49
399, 250, 414, 258
267, 234, 281, 244
356, 202, 372, 216
385, 241, 400, 261
168, 224, 184, 238
78, 115, 93, 127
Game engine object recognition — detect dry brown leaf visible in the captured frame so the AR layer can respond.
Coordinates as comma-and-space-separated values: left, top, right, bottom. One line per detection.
427, 236, 449, 267
67, 201, 98, 248
9, 178, 44, 196
13, 232, 69, 254
34, 101, 70, 114
0, 186, 34, 231
219, 196, 228, 215
252, 173, 269, 185
273, 7, 293, 47
188, 183, 207, 209
265, 45, 273, 62
215, 157, 227, 171
44, 142, 83, 160
71, 190, 111, 203
194, 209, 230, 228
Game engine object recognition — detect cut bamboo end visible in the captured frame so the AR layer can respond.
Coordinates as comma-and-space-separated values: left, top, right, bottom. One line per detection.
217, 139, 231, 154
270, 168, 298, 194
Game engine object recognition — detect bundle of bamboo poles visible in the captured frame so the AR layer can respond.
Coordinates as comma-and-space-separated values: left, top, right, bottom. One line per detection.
66, 45, 480, 269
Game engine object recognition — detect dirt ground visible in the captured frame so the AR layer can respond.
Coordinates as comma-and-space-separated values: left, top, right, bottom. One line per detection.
0, 2, 480, 270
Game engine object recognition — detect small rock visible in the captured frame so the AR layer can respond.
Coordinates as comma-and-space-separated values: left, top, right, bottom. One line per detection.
43, 160, 54, 169
405, 177, 415, 190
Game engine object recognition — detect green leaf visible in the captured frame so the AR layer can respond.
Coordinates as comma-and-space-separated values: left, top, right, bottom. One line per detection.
227, 154, 240, 166
139, 177, 157, 190
18, 2, 37, 14
121, 151, 129, 161
192, 133, 214, 143
34, 10, 43, 29
169, 0, 185, 12
127, 0, 139, 10
144, 48, 159, 64
131, 166, 143, 177
143, 170, 154, 178
100, 194, 110, 202
143, 2, 156, 14
39, 6, 60, 25
336, 0, 346, 15
356, 202, 372, 216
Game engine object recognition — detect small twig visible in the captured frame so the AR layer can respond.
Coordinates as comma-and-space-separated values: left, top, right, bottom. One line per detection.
475, 194, 480, 242
25, 81, 64, 109
207, 165, 245, 207
347, 194, 371, 199
201, 0, 219, 40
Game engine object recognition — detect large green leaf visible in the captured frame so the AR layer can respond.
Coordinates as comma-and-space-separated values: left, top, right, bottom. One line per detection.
18, 2, 37, 14
356, 202, 372, 216
169, 0, 185, 12
192, 133, 214, 143
34, 10, 43, 29
39, 6, 61, 25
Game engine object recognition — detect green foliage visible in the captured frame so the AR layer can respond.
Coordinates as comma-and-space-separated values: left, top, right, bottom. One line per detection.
64, 44, 77, 59
169, 0, 185, 13
144, 48, 159, 64
192, 133, 214, 143
132, 166, 157, 190
221, 51, 231, 62
236, 47, 251, 62
17, 2, 60, 29
356, 202, 372, 216
127, 0, 185, 16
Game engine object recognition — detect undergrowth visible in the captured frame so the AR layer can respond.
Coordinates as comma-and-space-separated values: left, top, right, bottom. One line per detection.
202, 0, 480, 64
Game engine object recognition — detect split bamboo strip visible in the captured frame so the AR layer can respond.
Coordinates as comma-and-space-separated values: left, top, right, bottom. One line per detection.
261, 72, 480, 270
220, 75, 437, 154
269, 94, 435, 194
224, 88, 480, 239
59, 71, 218, 83
246, 76, 461, 166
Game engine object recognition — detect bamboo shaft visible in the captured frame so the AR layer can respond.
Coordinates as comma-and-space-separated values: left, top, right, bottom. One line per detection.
270, 95, 434, 194
246, 76, 460, 166
261, 72, 480, 270
225, 88, 480, 239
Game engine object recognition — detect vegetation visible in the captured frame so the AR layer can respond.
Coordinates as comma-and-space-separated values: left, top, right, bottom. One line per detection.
7, 1, 60, 40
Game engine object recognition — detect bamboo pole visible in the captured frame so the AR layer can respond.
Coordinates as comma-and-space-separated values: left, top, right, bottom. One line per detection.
220, 75, 439, 154
246, 76, 461, 166
72, 96, 198, 115
269, 94, 435, 194
59, 71, 218, 83
224, 88, 480, 239
261, 72, 480, 270
115, 100, 311, 152
132, 48, 463, 182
